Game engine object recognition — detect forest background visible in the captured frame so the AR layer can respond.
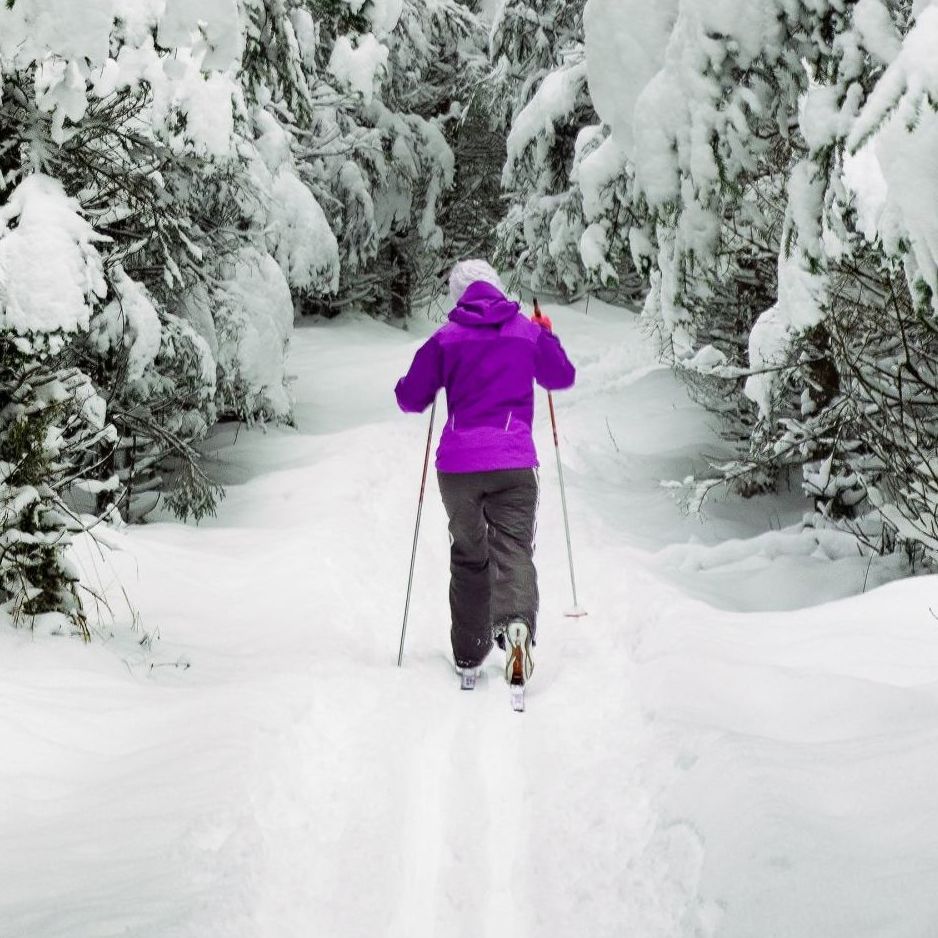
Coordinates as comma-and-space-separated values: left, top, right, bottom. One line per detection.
4, 0, 938, 631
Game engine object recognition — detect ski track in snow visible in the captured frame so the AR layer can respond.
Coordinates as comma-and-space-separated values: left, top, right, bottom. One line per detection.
4, 301, 938, 937
390, 695, 455, 938
388, 678, 529, 938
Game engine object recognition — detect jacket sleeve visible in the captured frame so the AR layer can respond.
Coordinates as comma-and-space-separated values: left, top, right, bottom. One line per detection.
534, 329, 576, 391
395, 336, 443, 413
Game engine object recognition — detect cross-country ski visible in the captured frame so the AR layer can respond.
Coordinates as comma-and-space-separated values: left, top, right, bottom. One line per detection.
457, 667, 479, 691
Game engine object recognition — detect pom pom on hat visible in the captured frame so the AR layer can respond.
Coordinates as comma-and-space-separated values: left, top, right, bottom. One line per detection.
449, 259, 505, 304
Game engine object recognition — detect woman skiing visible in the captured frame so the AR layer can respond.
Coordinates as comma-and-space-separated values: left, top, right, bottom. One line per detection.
394, 260, 576, 692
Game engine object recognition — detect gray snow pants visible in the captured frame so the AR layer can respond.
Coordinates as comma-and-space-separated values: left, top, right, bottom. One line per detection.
437, 468, 539, 669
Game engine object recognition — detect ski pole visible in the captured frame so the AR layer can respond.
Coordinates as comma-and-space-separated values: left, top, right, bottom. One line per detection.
533, 299, 586, 618
398, 397, 437, 666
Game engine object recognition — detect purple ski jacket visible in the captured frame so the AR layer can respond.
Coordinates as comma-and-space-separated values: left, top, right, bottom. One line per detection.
394, 282, 576, 473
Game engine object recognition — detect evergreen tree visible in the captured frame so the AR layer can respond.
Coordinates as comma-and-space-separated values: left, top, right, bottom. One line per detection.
252, 0, 488, 319
491, 0, 636, 299
0, 175, 117, 632
582, 0, 938, 562
0, 0, 493, 628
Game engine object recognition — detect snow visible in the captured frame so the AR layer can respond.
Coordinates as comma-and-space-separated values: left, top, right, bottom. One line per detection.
156, 0, 242, 71
843, 4, 938, 312
0, 0, 242, 159
581, 0, 931, 367
241, 107, 341, 296
579, 221, 616, 282
576, 132, 628, 222
744, 177, 830, 417
36, 58, 90, 145
744, 304, 790, 417
175, 282, 219, 362
363, 0, 404, 39
73, 377, 109, 433
91, 37, 239, 160
251, 107, 293, 172
873, 109, 938, 309
214, 247, 295, 419
328, 33, 390, 106
94, 268, 163, 383
843, 141, 888, 241
584, 0, 782, 208
268, 169, 341, 294
289, 8, 318, 68
112, 0, 163, 46
786, 160, 828, 280
0, 174, 106, 335
3, 298, 935, 936
174, 68, 237, 160
0, 0, 116, 68
478, 0, 501, 23
0, 0, 242, 72
338, 0, 404, 38
412, 117, 455, 247
853, 0, 902, 64
584, 0, 677, 159
0, 1, 243, 162
682, 343, 728, 375
799, 82, 854, 153
599, 0, 784, 213
504, 61, 588, 178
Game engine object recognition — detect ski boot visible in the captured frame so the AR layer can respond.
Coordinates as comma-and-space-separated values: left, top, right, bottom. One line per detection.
504, 619, 533, 711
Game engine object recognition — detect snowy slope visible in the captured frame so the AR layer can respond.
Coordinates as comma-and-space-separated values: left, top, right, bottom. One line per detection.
2, 300, 937, 937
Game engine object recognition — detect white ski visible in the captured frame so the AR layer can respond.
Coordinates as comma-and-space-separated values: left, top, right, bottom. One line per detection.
510, 683, 525, 712
458, 668, 478, 691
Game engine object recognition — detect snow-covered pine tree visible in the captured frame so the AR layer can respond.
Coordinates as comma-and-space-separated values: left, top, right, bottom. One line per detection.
492, 0, 636, 299
0, 175, 118, 633
0, 1, 270, 626
0, 341, 112, 636
696, 0, 938, 542
254, 0, 486, 320
439, 92, 506, 277
580, 2, 851, 504
0, 0, 495, 633
582, 0, 938, 562
2, 0, 312, 521
491, 0, 592, 297
361, 0, 486, 316
815, 0, 938, 556
62, 85, 233, 520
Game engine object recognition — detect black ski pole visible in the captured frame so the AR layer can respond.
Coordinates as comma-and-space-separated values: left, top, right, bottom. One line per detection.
398, 397, 437, 666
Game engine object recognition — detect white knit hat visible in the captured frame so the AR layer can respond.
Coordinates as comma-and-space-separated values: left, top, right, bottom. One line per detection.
448, 259, 506, 304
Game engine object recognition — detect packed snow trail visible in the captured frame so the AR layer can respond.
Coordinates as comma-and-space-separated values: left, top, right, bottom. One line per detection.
3, 300, 938, 937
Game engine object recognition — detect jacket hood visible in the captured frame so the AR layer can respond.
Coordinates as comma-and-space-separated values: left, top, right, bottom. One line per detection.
448, 281, 520, 327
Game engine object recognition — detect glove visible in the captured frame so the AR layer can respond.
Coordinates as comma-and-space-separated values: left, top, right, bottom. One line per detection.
531, 312, 553, 332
